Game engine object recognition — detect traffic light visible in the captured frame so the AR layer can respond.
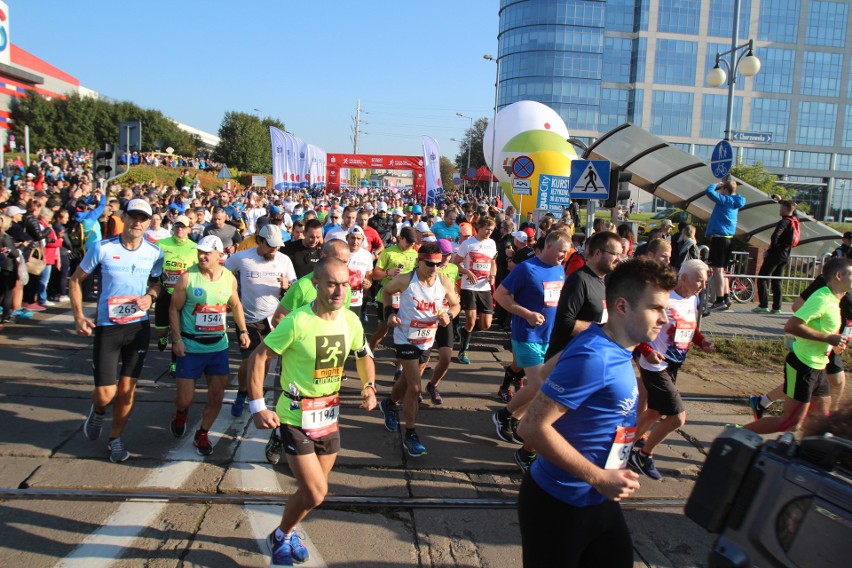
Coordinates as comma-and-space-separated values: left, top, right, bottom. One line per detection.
94, 149, 115, 180
604, 169, 632, 208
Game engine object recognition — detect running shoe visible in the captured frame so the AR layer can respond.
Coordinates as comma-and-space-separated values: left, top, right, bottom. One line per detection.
107, 437, 130, 463
708, 300, 729, 312
497, 387, 513, 403
158, 335, 169, 352
169, 362, 176, 378
748, 395, 765, 420
40, 300, 56, 307
751, 306, 770, 313
12, 308, 33, 319
510, 418, 524, 444
379, 398, 399, 432
514, 448, 537, 473
231, 391, 247, 417
265, 429, 283, 465
770, 308, 782, 314
492, 410, 517, 444
194, 430, 213, 456
83, 405, 104, 440
58, 295, 70, 302
404, 432, 428, 457
24, 303, 46, 312
458, 351, 470, 365
170, 411, 187, 438
628, 449, 662, 480
426, 381, 443, 405
266, 530, 310, 565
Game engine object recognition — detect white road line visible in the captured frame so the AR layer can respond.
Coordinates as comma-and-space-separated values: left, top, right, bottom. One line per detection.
55, 395, 244, 568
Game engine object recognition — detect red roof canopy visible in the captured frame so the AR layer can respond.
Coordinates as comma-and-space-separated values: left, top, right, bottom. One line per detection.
463, 165, 498, 182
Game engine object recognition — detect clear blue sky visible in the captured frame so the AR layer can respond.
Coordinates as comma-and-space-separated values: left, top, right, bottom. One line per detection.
9, 0, 498, 158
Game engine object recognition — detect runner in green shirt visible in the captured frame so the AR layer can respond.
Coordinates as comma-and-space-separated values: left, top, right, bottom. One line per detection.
745, 257, 852, 434
154, 217, 198, 369
247, 257, 376, 566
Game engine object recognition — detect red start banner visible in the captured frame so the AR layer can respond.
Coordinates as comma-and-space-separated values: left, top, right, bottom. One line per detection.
326, 154, 426, 199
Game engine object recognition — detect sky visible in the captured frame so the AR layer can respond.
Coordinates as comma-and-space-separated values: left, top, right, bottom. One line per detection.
8, 0, 499, 159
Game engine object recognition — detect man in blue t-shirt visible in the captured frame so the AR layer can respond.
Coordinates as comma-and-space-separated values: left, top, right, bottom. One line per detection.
516, 256, 678, 568
493, 232, 570, 470
430, 209, 460, 242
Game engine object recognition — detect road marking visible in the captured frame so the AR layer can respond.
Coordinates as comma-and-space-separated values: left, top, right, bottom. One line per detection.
55, 395, 243, 568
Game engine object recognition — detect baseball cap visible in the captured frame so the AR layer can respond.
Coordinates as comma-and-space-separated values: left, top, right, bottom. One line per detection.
412, 204, 423, 214
173, 215, 191, 226
392, 208, 404, 217
365, 203, 374, 211
377, 202, 388, 212
661, 219, 674, 227
414, 221, 431, 233
258, 224, 285, 248
438, 238, 454, 255
522, 227, 536, 241
347, 225, 365, 236
5, 205, 25, 216
126, 199, 153, 218
196, 235, 224, 253
511, 230, 528, 243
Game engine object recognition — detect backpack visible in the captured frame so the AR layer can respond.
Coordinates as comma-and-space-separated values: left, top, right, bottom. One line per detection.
67, 218, 86, 261
563, 250, 586, 278
786, 216, 800, 247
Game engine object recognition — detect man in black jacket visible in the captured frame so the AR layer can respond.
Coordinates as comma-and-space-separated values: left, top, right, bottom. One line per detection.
754, 200, 798, 313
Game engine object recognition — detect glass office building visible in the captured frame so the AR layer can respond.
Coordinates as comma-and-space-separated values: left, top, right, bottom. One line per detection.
497, 0, 852, 218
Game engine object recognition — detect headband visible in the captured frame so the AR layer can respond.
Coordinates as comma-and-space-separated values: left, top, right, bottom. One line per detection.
418, 253, 442, 263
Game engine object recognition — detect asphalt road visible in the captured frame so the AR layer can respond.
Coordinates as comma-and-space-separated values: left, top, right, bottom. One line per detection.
0, 302, 780, 567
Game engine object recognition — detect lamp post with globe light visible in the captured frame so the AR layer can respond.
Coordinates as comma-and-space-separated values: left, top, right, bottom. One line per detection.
484, 54, 500, 201
705, 0, 761, 142
455, 113, 474, 193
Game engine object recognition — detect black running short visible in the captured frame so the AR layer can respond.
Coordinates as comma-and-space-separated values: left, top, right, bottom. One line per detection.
240, 319, 271, 359
707, 236, 733, 269
639, 364, 685, 416
395, 343, 431, 363
825, 350, 844, 375
92, 320, 151, 387
460, 289, 494, 314
281, 423, 341, 456
154, 290, 172, 328
435, 316, 457, 349
784, 351, 830, 403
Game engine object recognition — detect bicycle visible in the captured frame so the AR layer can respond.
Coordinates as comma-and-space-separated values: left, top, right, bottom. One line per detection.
700, 260, 755, 315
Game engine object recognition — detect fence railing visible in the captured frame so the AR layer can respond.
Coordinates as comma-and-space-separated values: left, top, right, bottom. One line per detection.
723, 251, 820, 301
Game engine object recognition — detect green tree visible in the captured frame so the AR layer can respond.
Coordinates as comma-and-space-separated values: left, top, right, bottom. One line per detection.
439, 155, 455, 193
455, 117, 489, 173
731, 161, 793, 200
9, 90, 58, 148
213, 112, 285, 173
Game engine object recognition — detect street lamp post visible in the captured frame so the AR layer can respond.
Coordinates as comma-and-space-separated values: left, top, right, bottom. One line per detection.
455, 112, 473, 193
253, 108, 263, 121
705, 0, 761, 141
484, 54, 500, 202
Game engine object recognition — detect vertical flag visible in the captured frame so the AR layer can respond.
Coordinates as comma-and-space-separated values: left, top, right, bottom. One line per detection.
422, 135, 443, 205
270, 127, 288, 190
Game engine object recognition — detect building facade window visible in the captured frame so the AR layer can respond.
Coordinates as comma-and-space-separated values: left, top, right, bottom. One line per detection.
705, 42, 743, 88
632, 37, 647, 83
499, 0, 606, 31
844, 106, 852, 147
604, 36, 633, 83
806, 1, 848, 47
630, 89, 644, 127
650, 90, 693, 136
753, 47, 796, 94
708, 0, 751, 38
750, 98, 790, 143
693, 144, 716, 162
789, 151, 831, 170
654, 39, 698, 86
796, 101, 837, 146
599, 89, 629, 132
836, 155, 852, 172
606, 0, 637, 33
700, 93, 743, 139
758, 0, 800, 43
801, 52, 843, 97
741, 148, 786, 168
657, 0, 700, 35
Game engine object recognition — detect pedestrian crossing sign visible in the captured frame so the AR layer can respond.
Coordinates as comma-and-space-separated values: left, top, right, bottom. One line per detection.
569, 160, 610, 198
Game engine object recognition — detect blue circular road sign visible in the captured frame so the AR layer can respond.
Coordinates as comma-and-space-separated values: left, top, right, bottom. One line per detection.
710, 140, 734, 179
512, 156, 535, 179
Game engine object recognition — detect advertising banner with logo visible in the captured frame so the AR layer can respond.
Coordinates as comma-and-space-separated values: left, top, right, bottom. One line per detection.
0, 2, 9, 67
422, 135, 443, 205
327, 154, 426, 199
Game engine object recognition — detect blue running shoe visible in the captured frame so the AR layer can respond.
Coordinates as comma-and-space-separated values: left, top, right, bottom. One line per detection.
266, 530, 291, 566
458, 351, 470, 364
288, 531, 309, 563
231, 391, 247, 417
628, 448, 662, 480
12, 308, 33, 320
404, 432, 427, 457
748, 395, 765, 420
379, 398, 399, 432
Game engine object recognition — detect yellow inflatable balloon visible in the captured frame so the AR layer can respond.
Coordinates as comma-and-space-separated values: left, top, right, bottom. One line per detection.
499, 130, 578, 214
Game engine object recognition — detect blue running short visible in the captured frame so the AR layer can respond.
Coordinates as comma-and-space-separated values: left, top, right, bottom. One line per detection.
176, 349, 230, 380
512, 340, 548, 368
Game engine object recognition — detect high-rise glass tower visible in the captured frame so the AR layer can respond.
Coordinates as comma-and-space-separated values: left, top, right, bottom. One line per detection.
497, 0, 852, 218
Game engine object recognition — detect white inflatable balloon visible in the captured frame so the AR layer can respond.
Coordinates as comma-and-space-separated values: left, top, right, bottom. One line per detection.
483, 100, 571, 183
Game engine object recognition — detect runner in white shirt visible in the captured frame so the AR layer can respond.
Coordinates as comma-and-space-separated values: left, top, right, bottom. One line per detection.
345, 226, 374, 321
451, 216, 498, 365
224, 225, 297, 417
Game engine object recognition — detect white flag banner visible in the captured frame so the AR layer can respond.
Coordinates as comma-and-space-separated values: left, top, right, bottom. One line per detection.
283, 131, 301, 188
422, 135, 443, 205
298, 139, 310, 187
270, 127, 288, 190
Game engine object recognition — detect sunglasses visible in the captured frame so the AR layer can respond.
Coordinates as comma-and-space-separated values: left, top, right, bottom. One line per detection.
423, 260, 441, 267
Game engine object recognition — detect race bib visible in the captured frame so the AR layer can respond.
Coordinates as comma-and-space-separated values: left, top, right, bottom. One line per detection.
843, 319, 852, 338
391, 292, 401, 309
351, 288, 363, 306
604, 425, 637, 470
673, 320, 696, 349
468, 252, 493, 280
408, 319, 438, 345
107, 296, 145, 324
543, 281, 563, 308
600, 300, 608, 324
195, 304, 226, 332
300, 394, 340, 438
163, 269, 182, 286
